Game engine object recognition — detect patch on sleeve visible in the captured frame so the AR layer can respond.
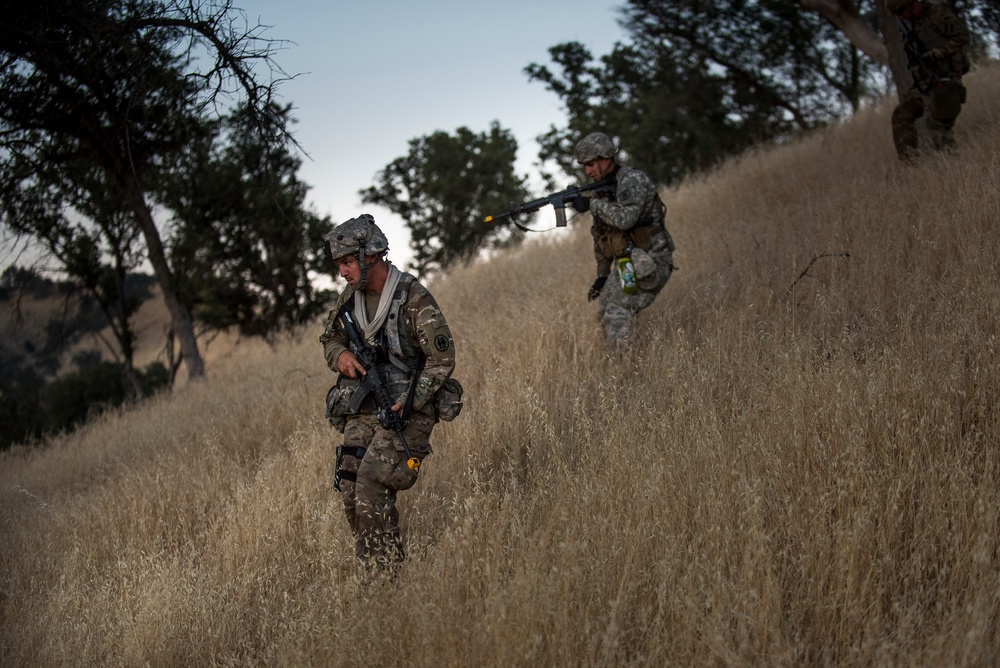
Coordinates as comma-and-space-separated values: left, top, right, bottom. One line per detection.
434, 334, 451, 352
618, 188, 631, 202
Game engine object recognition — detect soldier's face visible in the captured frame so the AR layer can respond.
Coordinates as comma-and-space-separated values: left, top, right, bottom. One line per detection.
336, 254, 364, 287
584, 157, 614, 181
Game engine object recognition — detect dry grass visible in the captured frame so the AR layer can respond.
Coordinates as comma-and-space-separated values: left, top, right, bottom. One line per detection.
3, 64, 1000, 667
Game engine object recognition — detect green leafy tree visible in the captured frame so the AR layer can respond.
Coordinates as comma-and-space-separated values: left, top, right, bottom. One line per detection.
160, 104, 334, 342
0, 0, 292, 382
527, 42, 757, 185
39, 358, 169, 438
360, 123, 531, 277
530, 0, 996, 185
527, 0, 890, 185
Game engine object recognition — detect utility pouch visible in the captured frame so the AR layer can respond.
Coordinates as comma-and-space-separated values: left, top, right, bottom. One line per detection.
630, 225, 653, 251
434, 378, 464, 422
325, 378, 361, 433
630, 247, 658, 291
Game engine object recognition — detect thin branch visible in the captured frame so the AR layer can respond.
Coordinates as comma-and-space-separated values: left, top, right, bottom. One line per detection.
788, 252, 852, 293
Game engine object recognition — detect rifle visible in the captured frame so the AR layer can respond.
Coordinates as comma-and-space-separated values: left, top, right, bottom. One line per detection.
900, 20, 937, 94
484, 174, 616, 228
338, 308, 421, 473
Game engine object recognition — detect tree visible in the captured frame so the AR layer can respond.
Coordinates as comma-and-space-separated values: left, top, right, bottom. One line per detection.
158, 103, 333, 344
528, 0, 891, 185
795, 0, 996, 128
800, 0, 998, 72
0, 0, 292, 382
360, 123, 531, 277
526, 41, 764, 185
530, 0, 995, 184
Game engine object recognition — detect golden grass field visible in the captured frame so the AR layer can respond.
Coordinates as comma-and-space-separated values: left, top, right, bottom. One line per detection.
2, 63, 1000, 666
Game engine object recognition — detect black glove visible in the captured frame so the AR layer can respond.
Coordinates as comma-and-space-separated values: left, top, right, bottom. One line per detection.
587, 276, 607, 301
569, 194, 590, 213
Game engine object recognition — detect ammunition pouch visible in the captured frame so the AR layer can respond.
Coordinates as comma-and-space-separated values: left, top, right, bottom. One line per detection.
434, 378, 464, 422
630, 247, 658, 291
325, 377, 364, 433
930, 78, 965, 121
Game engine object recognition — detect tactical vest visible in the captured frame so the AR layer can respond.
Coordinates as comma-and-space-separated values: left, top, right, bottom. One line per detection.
345, 274, 425, 409
594, 166, 674, 257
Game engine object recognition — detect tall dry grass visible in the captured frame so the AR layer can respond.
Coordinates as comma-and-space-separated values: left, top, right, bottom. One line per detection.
3, 64, 1000, 667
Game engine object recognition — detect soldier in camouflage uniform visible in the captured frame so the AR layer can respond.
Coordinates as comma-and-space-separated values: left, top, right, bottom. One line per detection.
889, 0, 970, 161
571, 132, 676, 349
319, 214, 456, 568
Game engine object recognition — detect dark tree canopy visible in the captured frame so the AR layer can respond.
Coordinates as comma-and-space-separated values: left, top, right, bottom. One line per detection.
527, 0, 890, 186
160, 104, 334, 341
1, 0, 294, 382
360, 122, 531, 277
529, 0, 997, 186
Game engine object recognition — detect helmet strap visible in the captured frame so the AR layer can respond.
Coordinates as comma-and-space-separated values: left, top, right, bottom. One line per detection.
357, 239, 368, 290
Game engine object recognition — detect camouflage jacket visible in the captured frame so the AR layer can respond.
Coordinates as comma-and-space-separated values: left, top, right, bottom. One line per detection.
320, 274, 455, 414
590, 165, 672, 277
902, 3, 970, 89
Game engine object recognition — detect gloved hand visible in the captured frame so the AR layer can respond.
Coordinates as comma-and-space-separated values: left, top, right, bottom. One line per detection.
570, 194, 590, 213
924, 47, 945, 61
587, 276, 607, 301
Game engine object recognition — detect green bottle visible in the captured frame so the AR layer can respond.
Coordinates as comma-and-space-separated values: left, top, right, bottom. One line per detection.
618, 255, 638, 294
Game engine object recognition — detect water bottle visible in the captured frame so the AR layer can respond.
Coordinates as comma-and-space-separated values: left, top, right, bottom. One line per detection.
618, 255, 638, 294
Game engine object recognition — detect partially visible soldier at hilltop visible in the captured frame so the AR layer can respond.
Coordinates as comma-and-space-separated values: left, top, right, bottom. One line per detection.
889, 0, 971, 161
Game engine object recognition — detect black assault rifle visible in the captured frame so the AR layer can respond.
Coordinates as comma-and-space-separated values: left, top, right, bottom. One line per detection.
484, 174, 616, 229
339, 308, 421, 473
900, 21, 938, 95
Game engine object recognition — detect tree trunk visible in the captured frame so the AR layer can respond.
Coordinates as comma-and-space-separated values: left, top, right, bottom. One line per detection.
120, 175, 206, 382
797, 0, 890, 65
877, 0, 915, 97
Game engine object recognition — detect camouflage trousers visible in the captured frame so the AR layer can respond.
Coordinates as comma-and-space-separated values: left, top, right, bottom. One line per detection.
597, 232, 674, 349
335, 411, 434, 568
891, 80, 966, 161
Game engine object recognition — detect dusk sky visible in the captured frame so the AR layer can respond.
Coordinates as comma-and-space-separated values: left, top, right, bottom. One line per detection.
235, 0, 628, 270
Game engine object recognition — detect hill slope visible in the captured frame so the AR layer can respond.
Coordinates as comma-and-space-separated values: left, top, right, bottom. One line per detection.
2, 64, 999, 666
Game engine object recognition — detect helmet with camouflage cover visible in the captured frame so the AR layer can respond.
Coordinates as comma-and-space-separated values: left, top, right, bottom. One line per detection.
574, 132, 617, 164
886, 0, 916, 14
325, 214, 389, 262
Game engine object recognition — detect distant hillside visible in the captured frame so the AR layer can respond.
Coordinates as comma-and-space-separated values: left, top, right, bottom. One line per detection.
0, 275, 246, 386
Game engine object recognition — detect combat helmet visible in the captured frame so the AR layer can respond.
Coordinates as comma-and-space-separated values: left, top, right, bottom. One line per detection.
574, 132, 617, 164
325, 214, 389, 262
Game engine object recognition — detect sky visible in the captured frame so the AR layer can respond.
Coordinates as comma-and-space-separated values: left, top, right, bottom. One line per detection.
234, 0, 628, 271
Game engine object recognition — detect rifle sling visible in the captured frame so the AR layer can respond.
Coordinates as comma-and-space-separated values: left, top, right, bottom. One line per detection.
401, 353, 426, 421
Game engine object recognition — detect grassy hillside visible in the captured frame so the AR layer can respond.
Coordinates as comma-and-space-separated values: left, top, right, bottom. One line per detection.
2, 63, 999, 666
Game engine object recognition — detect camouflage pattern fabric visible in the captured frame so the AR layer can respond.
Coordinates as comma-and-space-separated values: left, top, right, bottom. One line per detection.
891, 3, 970, 160
325, 213, 390, 261
319, 269, 455, 567
589, 166, 675, 349
320, 277, 456, 414
596, 236, 674, 349
574, 131, 617, 163
337, 412, 434, 566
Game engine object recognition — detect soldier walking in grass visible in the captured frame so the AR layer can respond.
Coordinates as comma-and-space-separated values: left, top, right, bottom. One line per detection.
570, 132, 676, 349
889, 0, 971, 161
319, 214, 460, 569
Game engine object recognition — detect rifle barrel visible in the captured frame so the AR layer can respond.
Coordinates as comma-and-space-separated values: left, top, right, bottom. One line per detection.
483, 175, 615, 225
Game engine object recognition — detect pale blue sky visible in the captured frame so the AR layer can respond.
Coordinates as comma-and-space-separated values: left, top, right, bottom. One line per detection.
235, 0, 627, 270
